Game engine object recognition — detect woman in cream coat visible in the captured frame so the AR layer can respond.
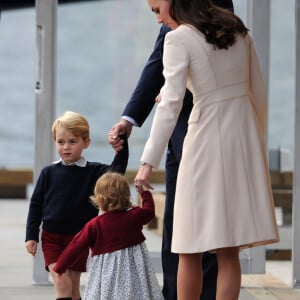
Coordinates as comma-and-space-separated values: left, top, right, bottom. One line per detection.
135, 0, 279, 299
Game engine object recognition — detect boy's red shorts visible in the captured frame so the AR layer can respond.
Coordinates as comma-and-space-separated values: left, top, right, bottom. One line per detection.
41, 230, 89, 272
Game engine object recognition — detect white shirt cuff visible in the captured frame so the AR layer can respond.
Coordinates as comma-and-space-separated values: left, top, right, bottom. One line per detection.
122, 116, 138, 126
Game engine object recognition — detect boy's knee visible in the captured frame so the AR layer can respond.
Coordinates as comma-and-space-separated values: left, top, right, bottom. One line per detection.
54, 273, 73, 295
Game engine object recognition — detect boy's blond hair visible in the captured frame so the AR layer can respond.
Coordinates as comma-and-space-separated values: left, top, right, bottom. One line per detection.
90, 172, 133, 212
51, 111, 90, 141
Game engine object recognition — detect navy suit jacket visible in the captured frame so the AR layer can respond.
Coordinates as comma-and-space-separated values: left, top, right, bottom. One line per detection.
122, 0, 234, 158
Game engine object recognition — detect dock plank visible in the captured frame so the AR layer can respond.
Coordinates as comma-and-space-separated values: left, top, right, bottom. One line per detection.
240, 288, 257, 299
244, 288, 278, 299
241, 272, 300, 299
268, 288, 300, 299
242, 273, 289, 288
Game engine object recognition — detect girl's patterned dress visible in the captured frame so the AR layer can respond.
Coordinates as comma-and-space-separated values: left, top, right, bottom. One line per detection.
84, 242, 163, 300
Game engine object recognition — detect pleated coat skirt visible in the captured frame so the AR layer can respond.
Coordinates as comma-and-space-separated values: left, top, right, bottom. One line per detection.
141, 25, 279, 254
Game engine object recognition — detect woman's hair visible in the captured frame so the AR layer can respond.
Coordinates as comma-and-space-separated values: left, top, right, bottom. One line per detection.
90, 172, 133, 212
51, 111, 90, 141
169, 0, 248, 49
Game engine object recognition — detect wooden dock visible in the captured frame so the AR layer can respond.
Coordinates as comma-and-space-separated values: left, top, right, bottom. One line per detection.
241, 273, 300, 299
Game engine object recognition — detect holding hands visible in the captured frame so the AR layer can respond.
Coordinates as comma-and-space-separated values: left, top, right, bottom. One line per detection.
109, 119, 133, 153
108, 119, 154, 193
135, 163, 154, 192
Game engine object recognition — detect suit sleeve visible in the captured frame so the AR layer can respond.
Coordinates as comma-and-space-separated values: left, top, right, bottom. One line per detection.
122, 25, 169, 127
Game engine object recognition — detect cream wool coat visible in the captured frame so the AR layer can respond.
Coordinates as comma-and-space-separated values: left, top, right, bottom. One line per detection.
141, 25, 279, 253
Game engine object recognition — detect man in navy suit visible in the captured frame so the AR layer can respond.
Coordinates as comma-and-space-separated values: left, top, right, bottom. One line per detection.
109, 1, 234, 299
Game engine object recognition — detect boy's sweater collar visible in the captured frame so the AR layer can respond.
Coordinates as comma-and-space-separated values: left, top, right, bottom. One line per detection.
53, 156, 87, 167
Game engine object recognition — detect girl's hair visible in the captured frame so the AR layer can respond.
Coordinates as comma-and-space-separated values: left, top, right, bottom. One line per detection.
90, 172, 133, 212
51, 111, 90, 141
169, 0, 248, 49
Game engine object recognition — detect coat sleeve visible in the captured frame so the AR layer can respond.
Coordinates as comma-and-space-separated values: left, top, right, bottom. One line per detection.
141, 31, 189, 168
248, 35, 268, 135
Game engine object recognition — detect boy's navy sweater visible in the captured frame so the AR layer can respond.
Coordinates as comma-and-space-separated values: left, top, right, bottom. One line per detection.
25, 136, 128, 242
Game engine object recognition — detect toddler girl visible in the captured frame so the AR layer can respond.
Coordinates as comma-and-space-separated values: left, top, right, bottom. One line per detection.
54, 172, 163, 300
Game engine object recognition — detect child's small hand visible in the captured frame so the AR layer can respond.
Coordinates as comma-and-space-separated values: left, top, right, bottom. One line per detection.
25, 240, 38, 256
134, 184, 143, 194
135, 183, 147, 194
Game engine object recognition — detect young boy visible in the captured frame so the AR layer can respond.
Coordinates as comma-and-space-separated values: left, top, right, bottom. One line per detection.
25, 111, 128, 300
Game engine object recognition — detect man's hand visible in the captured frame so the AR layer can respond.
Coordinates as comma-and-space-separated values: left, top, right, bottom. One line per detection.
109, 119, 133, 152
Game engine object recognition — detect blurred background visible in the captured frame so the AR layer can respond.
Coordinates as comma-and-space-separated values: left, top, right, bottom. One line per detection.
0, 0, 295, 170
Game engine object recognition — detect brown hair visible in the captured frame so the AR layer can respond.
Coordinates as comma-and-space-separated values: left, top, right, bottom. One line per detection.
169, 0, 248, 49
51, 111, 90, 141
90, 172, 133, 212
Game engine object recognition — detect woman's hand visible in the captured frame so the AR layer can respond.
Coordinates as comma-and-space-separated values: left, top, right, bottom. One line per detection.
155, 93, 162, 103
135, 163, 154, 191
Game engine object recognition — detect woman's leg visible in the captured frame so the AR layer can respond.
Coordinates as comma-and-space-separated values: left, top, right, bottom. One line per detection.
216, 247, 241, 300
177, 253, 202, 300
